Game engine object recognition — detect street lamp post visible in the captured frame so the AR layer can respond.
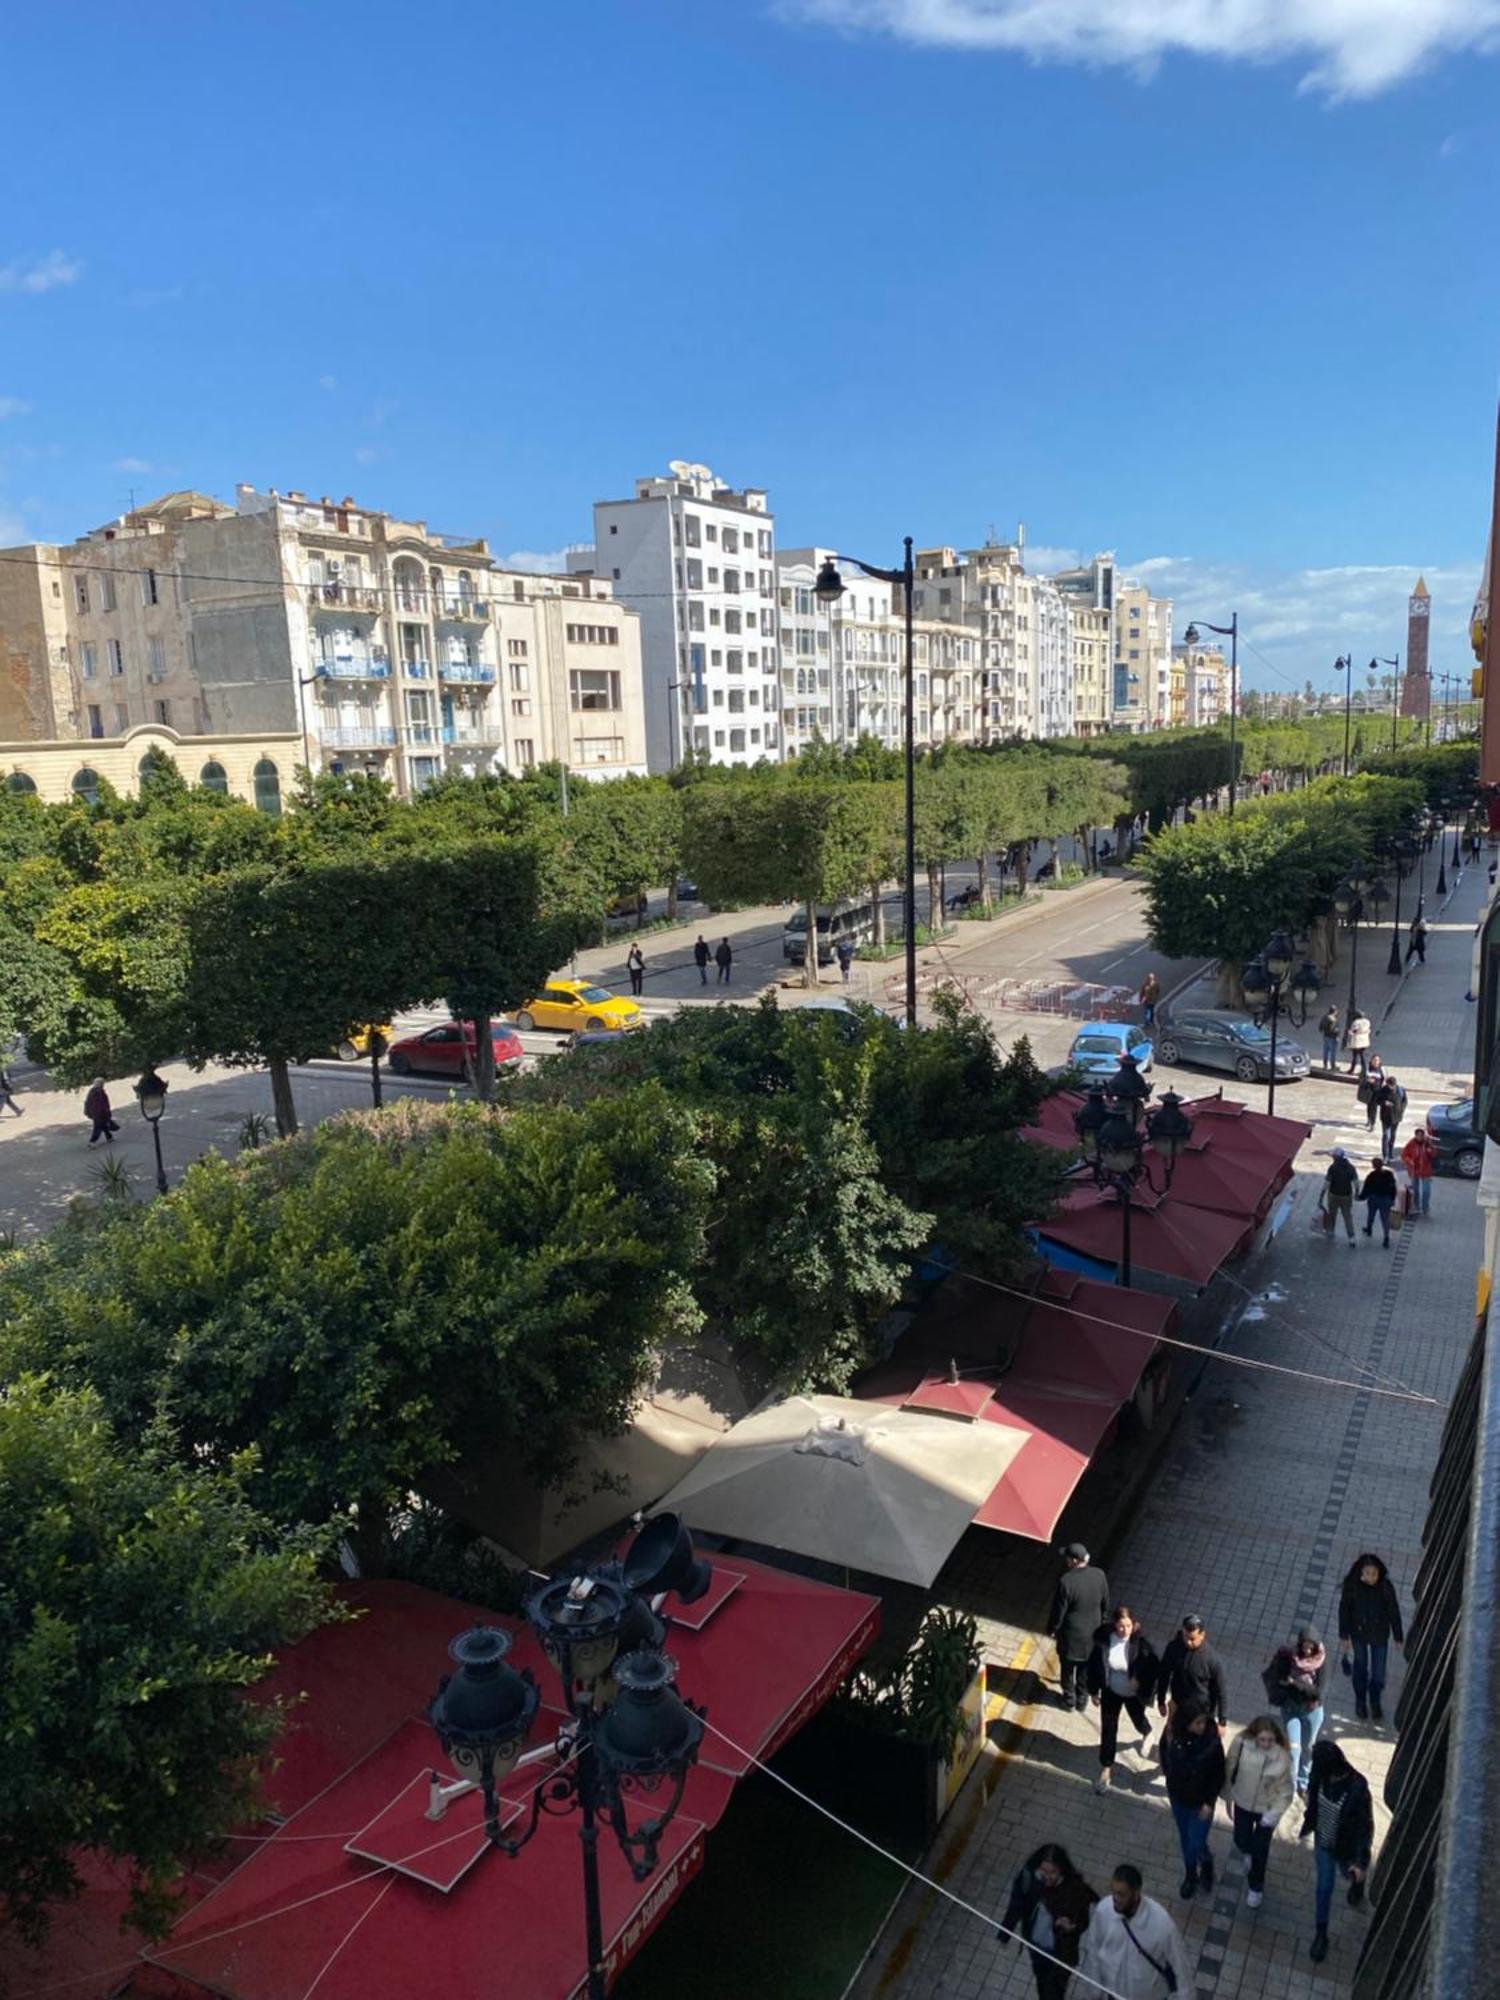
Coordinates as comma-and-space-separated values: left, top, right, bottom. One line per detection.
1240, 930, 1318, 1117
1371, 655, 1400, 752
1071, 1054, 1187, 1286
1184, 617, 1239, 815
666, 677, 690, 770
1382, 834, 1416, 975
817, 542, 917, 1027
296, 668, 328, 776
133, 1068, 170, 1194
1336, 653, 1357, 776
427, 1514, 709, 2000
1334, 878, 1366, 1020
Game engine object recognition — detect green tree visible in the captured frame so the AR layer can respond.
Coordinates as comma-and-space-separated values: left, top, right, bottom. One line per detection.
0, 1378, 332, 1944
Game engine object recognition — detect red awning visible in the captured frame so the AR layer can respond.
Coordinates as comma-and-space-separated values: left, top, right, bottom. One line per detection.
6, 1570, 878, 2000
1179, 1092, 1310, 1175
1037, 1180, 1252, 1286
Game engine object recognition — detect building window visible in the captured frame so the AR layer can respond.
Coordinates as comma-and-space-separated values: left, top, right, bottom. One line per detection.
153, 699, 170, 725
729, 728, 746, 752
411, 756, 441, 789
107, 639, 124, 676
723, 569, 739, 594
685, 561, 703, 590
75, 576, 89, 613
728, 689, 745, 714
574, 734, 624, 764
507, 638, 528, 656
705, 523, 718, 543
253, 758, 282, 816
564, 623, 619, 645
5, 771, 38, 794
72, 767, 103, 805
570, 669, 621, 712
683, 515, 701, 547
112, 703, 129, 732
509, 662, 530, 692
511, 698, 532, 717
142, 568, 159, 606
86, 703, 103, 738
199, 760, 228, 794
722, 527, 738, 553
80, 642, 97, 680
513, 738, 535, 767
726, 650, 743, 673
148, 636, 166, 680
99, 572, 118, 612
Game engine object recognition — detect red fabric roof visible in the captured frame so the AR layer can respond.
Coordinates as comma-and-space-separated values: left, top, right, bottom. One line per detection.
1037, 1181, 1252, 1285
6, 1569, 878, 2000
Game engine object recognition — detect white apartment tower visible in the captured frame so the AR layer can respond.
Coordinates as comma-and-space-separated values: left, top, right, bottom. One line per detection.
1030, 575, 1074, 739
912, 541, 1033, 740
580, 463, 778, 771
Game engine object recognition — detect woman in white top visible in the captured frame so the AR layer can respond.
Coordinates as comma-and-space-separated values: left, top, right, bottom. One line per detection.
1223, 1714, 1295, 1907
1084, 1605, 1159, 1793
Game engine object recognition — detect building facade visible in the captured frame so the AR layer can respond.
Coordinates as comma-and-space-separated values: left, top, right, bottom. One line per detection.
913, 541, 1033, 740
1175, 639, 1226, 726
1067, 602, 1112, 735
1, 722, 302, 809
577, 463, 778, 772
0, 488, 648, 793
1029, 575, 1073, 739
1111, 579, 1174, 730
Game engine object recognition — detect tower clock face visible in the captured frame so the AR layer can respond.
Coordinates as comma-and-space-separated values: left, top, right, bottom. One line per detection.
1410, 598, 1430, 618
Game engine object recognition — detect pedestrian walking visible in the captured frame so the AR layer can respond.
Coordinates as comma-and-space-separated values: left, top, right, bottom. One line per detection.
1401, 1125, 1437, 1217
1470, 827, 1483, 863
693, 935, 711, 985
626, 943, 645, 997
83, 1077, 119, 1145
1085, 1606, 1159, 1792
835, 935, 854, 985
1376, 1075, 1407, 1161
1321, 1148, 1358, 1245
1316, 1002, 1340, 1070
1361, 1157, 1398, 1245
1337, 1552, 1404, 1722
1343, 1007, 1371, 1078
1048, 1543, 1109, 1713
1077, 1863, 1192, 1999
1299, 1740, 1373, 1963
1155, 1614, 1229, 1728
1262, 1628, 1328, 1794
1000, 1844, 1099, 2000
1138, 971, 1161, 1029
1159, 1700, 1226, 1899
1405, 914, 1429, 965
0, 1064, 21, 1117
1358, 1051, 1385, 1129
1223, 1715, 1295, 1907
714, 937, 733, 984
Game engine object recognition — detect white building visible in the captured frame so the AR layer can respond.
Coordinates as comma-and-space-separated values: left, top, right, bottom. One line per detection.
575, 462, 778, 771
1030, 575, 1074, 738
1176, 639, 1226, 727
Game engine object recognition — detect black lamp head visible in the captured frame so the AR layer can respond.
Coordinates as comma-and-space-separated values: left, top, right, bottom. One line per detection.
813, 559, 846, 606
428, 1625, 539, 1786
593, 1649, 704, 1778
623, 1512, 712, 1606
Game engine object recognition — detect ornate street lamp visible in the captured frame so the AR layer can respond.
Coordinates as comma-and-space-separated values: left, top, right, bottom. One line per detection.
1146, 1088, 1193, 1188
1241, 931, 1317, 1115
1184, 617, 1240, 815
428, 1514, 709, 2000
1382, 833, 1417, 976
1071, 1052, 1166, 1286
133, 1067, 169, 1194
1333, 878, 1365, 1020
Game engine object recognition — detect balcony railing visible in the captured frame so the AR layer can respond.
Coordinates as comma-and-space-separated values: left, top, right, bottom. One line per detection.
434, 597, 487, 622
437, 661, 496, 683
401, 658, 431, 678
317, 658, 390, 681
311, 583, 381, 612
319, 725, 397, 749
442, 723, 505, 746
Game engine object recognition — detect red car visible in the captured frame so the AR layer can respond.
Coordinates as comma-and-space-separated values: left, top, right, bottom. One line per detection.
386, 1021, 523, 1078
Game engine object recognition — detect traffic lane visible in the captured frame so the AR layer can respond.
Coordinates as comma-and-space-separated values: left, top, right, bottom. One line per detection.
939, 877, 1200, 997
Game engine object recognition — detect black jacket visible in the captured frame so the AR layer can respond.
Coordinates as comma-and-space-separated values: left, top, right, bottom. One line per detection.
1049, 1565, 1110, 1658
1325, 1157, 1358, 1198
1084, 1623, 1159, 1701
1000, 1863, 1097, 1967
1155, 1635, 1229, 1723
1159, 1725, 1227, 1809
693, 941, 710, 966
1360, 1166, 1398, 1203
1339, 1574, 1404, 1646
1300, 1768, 1374, 1869
714, 942, 733, 967
1265, 1646, 1328, 1713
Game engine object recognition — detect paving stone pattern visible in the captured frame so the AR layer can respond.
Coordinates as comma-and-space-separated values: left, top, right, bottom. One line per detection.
858, 864, 1489, 2000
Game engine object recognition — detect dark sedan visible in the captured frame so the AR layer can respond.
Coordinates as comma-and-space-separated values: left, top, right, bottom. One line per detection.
1426, 1099, 1485, 1179
1154, 1010, 1310, 1084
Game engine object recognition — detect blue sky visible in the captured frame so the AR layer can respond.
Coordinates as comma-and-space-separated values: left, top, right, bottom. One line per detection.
2, 0, 1497, 694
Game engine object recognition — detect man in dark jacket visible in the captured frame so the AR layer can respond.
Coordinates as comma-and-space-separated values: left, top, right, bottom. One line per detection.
714, 937, 733, 984
1360, 1157, 1399, 1245
1300, 1739, 1373, 1962
693, 936, 711, 985
1322, 1149, 1358, 1244
1338, 1552, 1404, 1721
1048, 1544, 1109, 1711
1155, 1615, 1229, 1727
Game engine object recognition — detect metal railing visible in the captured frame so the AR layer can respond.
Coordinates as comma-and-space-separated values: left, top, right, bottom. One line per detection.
319, 725, 397, 749
318, 657, 390, 680
1354, 1298, 1500, 1998
437, 661, 496, 683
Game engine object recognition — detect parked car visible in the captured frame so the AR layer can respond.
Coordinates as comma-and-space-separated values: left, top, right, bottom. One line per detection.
564, 1028, 635, 1053
1427, 1098, 1485, 1178
1153, 1010, 1310, 1083
673, 876, 700, 904
513, 980, 642, 1034
386, 1021, 524, 1077
783, 900, 877, 966
335, 1023, 392, 1062
1066, 1022, 1154, 1078
606, 889, 649, 920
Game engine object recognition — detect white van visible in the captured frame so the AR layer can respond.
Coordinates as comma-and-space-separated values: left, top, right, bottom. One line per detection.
782, 900, 877, 967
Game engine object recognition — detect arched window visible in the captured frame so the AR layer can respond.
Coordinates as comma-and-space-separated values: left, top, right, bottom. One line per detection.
252, 758, 281, 816
5, 771, 37, 795
199, 760, 229, 795
71, 768, 101, 806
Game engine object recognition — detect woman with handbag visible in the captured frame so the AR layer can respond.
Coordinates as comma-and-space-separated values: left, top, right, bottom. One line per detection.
999, 1843, 1099, 2000
1262, 1628, 1328, 1794
1223, 1716, 1295, 1907
1299, 1740, 1373, 1963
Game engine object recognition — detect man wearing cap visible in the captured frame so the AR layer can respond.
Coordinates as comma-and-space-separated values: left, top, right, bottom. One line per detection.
1322, 1148, 1358, 1246
1156, 1615, 1229, 1729
1050, 1544, 1110, 1712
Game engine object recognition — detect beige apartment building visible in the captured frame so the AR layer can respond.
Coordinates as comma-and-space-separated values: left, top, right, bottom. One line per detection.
0, 486, 648, 796
1175, 639, 1226, 726
2, 722, 302, 809
912, 541, 1033, 739
1113, 580, 1174, 730
1068, 602, 1112, 734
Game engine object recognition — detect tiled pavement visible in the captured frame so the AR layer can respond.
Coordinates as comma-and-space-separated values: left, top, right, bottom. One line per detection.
855, 860, 1490, 2000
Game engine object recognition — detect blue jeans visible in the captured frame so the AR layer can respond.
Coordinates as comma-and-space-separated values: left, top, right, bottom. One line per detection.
1364, 1196, 1393, 1243
1413, 1177, 1432, 1214
1282, 1705, 1324, 1789
1322, 1034, 1339, 1066
1170, 1799, 1213, 1876
1351, 1640, 1389, 1707
1315, 1844, 1340, 1930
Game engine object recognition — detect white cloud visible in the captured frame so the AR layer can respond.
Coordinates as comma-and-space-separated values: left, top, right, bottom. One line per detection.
112, 455, 154, 474
0, 397, 30, 420
500, 549, 569, 575
781, 0, 1500, 96
0, 249, 83, 295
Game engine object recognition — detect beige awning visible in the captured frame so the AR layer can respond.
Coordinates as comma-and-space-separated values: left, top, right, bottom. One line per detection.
656, 1394, 1030, 1587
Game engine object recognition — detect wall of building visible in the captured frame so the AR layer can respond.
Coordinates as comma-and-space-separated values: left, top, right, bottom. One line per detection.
0, 548, 69, 740
0, 723, 302, 807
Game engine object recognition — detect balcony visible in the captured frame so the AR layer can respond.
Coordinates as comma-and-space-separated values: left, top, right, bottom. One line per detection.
406, 723, 438, 745
434, 597, 488, 623
400, 658, 431, 678
319, 656, 391, 682
319, 725, 397, 749
311, 583, 381, 613
442, 722, 505, 746
437, 660, 496, 683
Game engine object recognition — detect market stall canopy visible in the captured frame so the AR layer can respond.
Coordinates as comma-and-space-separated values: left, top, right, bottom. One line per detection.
1035, 1181, 1251, 1291
657, 1394, 1030, 1587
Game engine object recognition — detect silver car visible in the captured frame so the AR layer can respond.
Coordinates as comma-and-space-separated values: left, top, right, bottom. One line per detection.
1154, 1010, 1310, 1084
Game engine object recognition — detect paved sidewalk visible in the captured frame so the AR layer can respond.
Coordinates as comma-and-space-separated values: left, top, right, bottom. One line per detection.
856, 859, 1489, 2000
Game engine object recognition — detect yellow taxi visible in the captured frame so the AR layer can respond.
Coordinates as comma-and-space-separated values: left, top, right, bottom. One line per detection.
336, 1024, 393, 1061
512, 980, 642, 1035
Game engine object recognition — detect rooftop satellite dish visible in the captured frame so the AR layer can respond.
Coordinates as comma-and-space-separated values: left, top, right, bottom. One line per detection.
668, 460, 692, 478
690, 463, 713, 482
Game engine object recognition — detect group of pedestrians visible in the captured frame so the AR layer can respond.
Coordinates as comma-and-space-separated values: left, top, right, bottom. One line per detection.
1026, 1543, 1400, 1988
691, 935, 734, 984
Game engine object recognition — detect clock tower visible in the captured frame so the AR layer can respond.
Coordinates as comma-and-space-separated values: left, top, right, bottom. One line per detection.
1401, 577, 1432, 721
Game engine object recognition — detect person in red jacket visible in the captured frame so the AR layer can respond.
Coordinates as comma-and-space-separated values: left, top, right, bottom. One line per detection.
1401, 1126, 1437, 1217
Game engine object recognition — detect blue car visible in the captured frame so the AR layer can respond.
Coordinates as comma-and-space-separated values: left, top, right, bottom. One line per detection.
1066, 1021, 1154, 1077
